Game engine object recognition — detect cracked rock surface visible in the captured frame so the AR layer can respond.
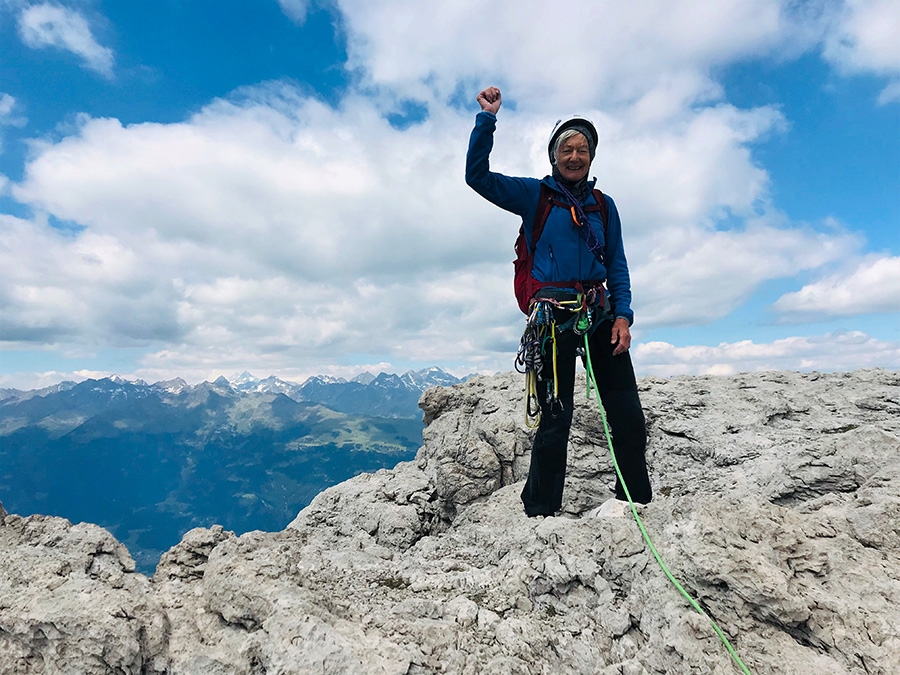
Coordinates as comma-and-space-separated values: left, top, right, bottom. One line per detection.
1, 369, 898, 674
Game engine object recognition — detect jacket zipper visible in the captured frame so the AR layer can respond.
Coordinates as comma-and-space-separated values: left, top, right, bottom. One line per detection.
548, 244, 559, 279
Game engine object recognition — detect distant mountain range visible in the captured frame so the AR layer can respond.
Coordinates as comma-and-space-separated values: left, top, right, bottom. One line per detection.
227, 366, 464, 418
0, 366, 464, 419
0, 368, 463, 573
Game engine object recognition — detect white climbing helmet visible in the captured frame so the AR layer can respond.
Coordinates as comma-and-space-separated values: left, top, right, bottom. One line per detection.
547, 115, 598, 164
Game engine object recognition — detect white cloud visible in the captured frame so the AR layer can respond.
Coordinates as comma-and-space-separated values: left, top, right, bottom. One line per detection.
17, 3, 114, 77
772, 255, 900, 320
5, 88, 519, 369
14, 87, 501, 280
337, 0, 896, 109
591, 104, 786, 229
821, 0, 900, 102
0, 92, 27, 152
0, 369, 115, 392
3, 71, 877, 381
822, 0, 900, 75
0, 93, 16, 118
277, 0, 310, 23
634, 331, 900, 376
337, 0, 815, 110
878, 80, 900, 104
0, 212, 182, 345
630, 220, 859, 327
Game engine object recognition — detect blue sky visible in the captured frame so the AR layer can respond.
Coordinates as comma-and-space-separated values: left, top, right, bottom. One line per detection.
0, 0, 898, 389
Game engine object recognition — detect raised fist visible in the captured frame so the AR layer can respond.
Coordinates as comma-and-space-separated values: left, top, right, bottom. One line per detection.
476, 86, 502, 114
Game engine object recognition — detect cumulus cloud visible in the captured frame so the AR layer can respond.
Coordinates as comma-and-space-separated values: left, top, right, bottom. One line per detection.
0, 213, 182, 345
17, 3, 114, 77
339, 0, 896, 108
878, 80, 900, 105
14, 87, 502, 279
772, 255, 900, 320
338, 0, 818, 110
822, 0, 900, 102
0, 93, 18, 120
0, 93, 27, 152
635, 331, 900, 376
2, 77, 869, 382
4, 87, 523, 372
587, 103, 787, 230
630, 221, 858, 327
277, 0, 311, 23
822, 0, 900, 75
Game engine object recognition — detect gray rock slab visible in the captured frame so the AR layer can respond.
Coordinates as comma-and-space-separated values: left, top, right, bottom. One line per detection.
1, 369, 898, 674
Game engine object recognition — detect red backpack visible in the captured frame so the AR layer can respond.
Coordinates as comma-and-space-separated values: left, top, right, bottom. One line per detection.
513, 183, 610, 314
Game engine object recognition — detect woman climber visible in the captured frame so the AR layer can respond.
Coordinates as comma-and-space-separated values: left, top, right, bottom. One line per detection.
465, 85, 652, 517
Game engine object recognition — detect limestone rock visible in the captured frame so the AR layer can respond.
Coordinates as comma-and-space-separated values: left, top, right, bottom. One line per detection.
153, 524, 236, 582
1, 369, 898, 674
0, 514, 168, 675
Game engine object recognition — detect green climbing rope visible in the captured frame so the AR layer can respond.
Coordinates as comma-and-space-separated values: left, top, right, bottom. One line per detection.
582, 332, 752, 675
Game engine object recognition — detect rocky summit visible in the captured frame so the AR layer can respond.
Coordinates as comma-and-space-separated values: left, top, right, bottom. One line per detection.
1, 369, 898, 674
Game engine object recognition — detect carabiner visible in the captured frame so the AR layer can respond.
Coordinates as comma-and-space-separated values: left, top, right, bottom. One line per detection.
570, 205, 582, 227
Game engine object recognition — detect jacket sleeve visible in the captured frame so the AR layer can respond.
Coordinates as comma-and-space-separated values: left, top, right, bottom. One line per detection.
465, 111, 538, 217
603, 195, 635, 325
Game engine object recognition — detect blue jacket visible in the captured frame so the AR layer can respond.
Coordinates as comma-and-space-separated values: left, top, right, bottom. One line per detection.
465, 111, 634, 325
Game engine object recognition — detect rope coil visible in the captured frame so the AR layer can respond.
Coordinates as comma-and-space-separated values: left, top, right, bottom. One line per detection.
516, 302, 553, 428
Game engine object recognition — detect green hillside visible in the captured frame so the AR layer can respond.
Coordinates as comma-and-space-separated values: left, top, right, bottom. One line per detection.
0, 379, 422, 572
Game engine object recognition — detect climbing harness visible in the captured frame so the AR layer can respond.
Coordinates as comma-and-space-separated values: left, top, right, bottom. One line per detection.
516, 291, 598, 428
581, 333, 753, 675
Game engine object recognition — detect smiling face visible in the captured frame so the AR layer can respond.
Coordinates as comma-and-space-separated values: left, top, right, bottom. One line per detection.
554, 132, 591, 182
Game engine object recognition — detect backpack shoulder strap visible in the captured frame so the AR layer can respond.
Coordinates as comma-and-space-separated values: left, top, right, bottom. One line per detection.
529, 183, 555, 251
590, 188, 609, 240
530, 184, 610, 251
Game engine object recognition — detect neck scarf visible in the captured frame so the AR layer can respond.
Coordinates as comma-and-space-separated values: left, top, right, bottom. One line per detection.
552, 166, 590, 202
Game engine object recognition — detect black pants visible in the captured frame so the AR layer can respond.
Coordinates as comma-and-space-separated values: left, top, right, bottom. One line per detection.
521, 318, 652, 516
